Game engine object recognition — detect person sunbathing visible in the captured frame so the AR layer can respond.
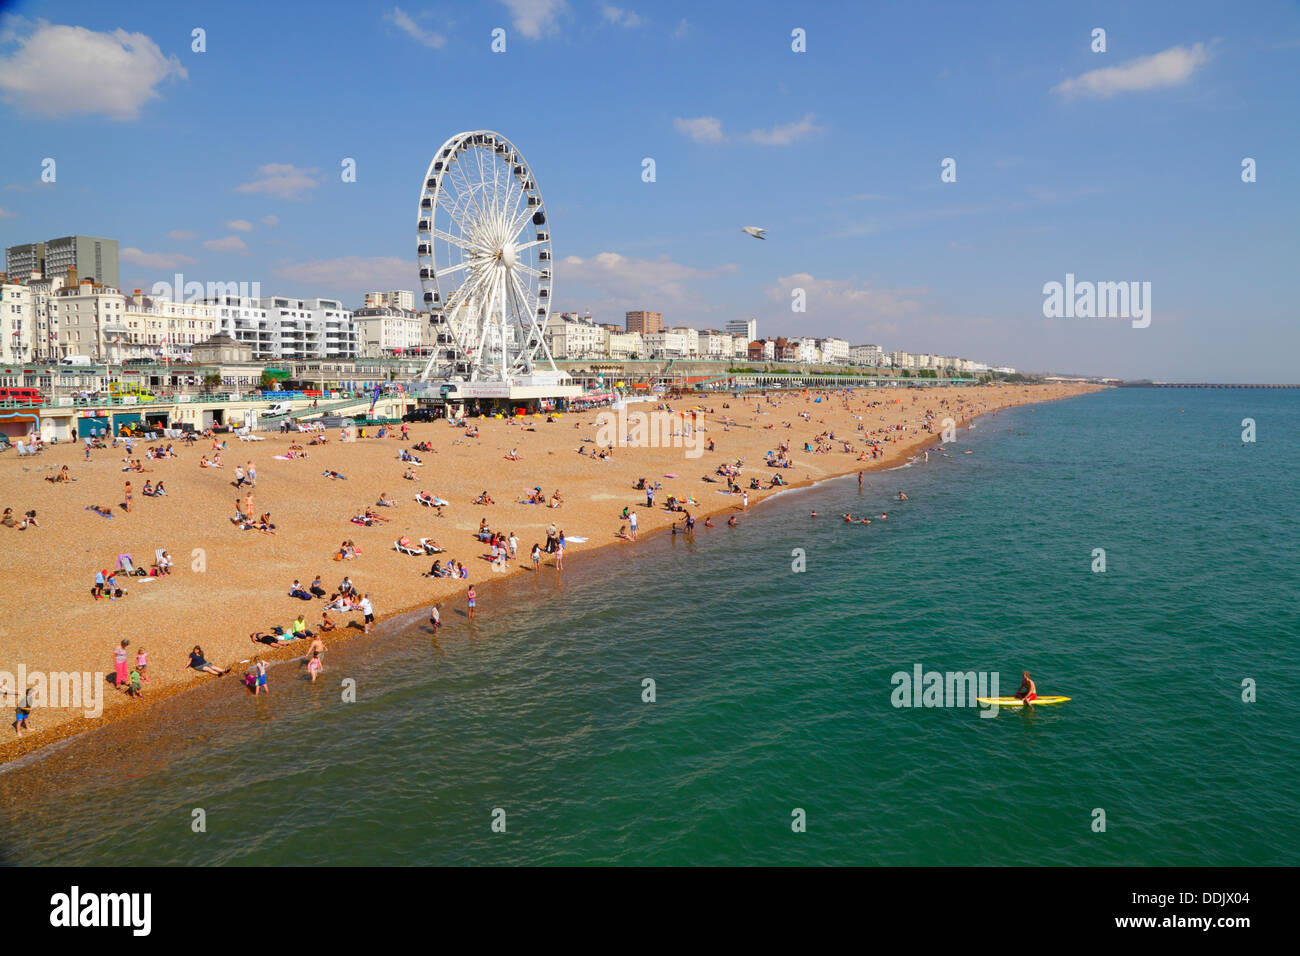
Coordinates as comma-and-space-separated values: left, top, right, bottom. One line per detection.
377, 492, 396, 507
319, 612, 336, 632
365, 508, 391, 523
397, 535, 414, 550
155, 481, 168, 496
473, 491, 494, 505
142, 481, 155, 497
403, 468, 417, 481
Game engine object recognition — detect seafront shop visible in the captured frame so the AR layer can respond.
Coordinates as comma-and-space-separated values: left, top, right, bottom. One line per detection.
417, 380, 583, 418
26, 398, 274, 442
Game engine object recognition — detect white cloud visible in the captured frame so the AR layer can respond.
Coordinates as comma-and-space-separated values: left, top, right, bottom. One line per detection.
601, 4, 643, 28
499, 0, 568, 39
260, 215, 279, 227
745, 113, 821, 146
560, 251, 737, 307
203, 236, 249, 254
226, 219, 254, 232
386, 7, 445, 49
273, 256, 415, 289
673, 116, 724, 143
0, 21, 186, 120
119, 247, 197, 269
674, 113, 821, 146
235, 164, 321, 200
765, 273, 925, 334
167, 229, 197, 240
1053, 43, 1211, 98
672, 18, 689, 39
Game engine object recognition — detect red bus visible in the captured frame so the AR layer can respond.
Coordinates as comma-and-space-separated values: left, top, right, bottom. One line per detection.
0, 387, 45, 405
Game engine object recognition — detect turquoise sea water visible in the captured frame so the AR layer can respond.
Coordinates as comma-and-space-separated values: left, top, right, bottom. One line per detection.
3, 387, 1297, 866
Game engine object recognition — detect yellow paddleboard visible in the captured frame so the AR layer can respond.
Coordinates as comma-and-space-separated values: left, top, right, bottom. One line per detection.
977, 696, 1070, 706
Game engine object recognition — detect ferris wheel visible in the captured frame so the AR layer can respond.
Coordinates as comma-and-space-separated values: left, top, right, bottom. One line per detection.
416, 130, 557, 383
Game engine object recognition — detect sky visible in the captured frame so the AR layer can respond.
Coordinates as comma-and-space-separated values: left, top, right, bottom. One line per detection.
0, 0, 1297, 380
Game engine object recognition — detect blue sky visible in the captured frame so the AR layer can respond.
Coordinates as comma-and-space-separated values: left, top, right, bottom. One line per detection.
0, 0, 1297, 380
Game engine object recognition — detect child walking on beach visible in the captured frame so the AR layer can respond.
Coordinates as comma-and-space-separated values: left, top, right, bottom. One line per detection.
466, 585, 477, 621
136, 647, 148, 682
255, 658, 268, 696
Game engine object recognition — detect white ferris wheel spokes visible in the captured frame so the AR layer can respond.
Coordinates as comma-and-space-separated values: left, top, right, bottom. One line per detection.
416, 130, 556, 383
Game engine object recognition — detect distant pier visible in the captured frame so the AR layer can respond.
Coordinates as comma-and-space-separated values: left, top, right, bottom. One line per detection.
1119, 382, 1299, 389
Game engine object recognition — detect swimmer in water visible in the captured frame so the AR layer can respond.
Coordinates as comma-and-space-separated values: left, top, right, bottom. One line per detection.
810, 511, 818, 518
843, 513, 853, 523
860, 518, 870, 524
880, 513, 887, 519
898, 492, 908, 501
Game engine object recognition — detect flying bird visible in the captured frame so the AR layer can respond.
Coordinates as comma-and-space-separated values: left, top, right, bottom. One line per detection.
741, 226, 767, 240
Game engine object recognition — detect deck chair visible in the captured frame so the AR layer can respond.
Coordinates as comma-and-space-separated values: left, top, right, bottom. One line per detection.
395, 540, 422, 556
419, 538, 444, 555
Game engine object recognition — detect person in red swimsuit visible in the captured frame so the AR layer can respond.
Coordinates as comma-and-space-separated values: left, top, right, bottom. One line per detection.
1014, 672, 1038, 707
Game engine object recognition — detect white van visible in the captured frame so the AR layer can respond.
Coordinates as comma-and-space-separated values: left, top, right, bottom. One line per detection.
60, 355, 92, 366
261, 401, 294, 418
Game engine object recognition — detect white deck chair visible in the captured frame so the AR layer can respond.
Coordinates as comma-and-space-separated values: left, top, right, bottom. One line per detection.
419, 538, 444, 554
395, 539, 422, 556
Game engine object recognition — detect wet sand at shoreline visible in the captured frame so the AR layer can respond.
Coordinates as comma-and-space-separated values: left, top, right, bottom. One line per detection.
0, 383, 1101, 768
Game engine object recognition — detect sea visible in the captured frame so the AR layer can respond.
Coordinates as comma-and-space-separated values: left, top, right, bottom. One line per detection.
2, 386, 1297, 866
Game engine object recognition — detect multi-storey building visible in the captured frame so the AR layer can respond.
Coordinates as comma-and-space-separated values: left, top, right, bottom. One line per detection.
543, 312, 608, 359
818, 337, 850, 364
643, 329, 688, 358
607, 330, 643, 360
255, 296, 358, 360
625, 310, 663, 334
849, 344, 883, 367
725, 318, 757, 341
0, 281, 33, 364
353, 306, 424, 357
7, 235, 119, 289
363, 290, 417, 312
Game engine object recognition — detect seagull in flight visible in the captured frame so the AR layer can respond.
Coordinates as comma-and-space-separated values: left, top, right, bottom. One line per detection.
741, 226, 767, 240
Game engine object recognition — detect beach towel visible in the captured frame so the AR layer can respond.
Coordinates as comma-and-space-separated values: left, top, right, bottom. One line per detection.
565, 536, 589, 543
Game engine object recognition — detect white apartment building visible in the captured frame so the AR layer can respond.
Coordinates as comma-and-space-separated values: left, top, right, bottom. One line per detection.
725, 318, 757, 341
607, 330, 644, 360
699, 330, 733, 359
888, 350, 917, 369
643, 329, 689, 359
669, 326, 699, 358
818, 337, 850, 364
849, 344, 883, 367
256, 296, 358, 360
543, 312, 608, 359
797, 337, 821, 365
0, 282, 33, 364
203, 295, 269, 352
353, 306, 424, 357
122, 293, 220, 358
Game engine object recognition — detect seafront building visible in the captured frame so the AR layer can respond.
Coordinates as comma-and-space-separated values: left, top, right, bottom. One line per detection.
625, 310, 664, 334
5, 235, 120, 290
353, 305, 424, 357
